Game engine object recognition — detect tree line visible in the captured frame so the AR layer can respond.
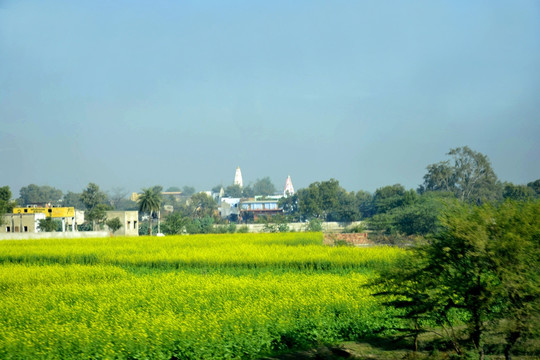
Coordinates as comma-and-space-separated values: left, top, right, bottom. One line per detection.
2, 146, 539, 236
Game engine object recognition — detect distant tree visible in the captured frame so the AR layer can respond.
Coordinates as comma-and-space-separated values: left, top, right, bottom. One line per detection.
81, 183, 109, 230
373, 184, 417, 214
166, 186, 181, 192
107, 187, 128, 209
356, 191, 375, 218
62, 191, 84, 208
162, 212, 188, 235
242, 185, 255, 198
419, 146, 501, 204
105, 217, 122, 235
502, 182, 536, 201
211, 184, 223, 194
189, 192, 217, 219
185, 215, 214, 234
81, 183, 107, 211
114, 199, 138, 211
137, 187, 162, 235
527, 179, 540, 196
253, 177, 277, 196
18, 184, 63, 206
86, 203, 111, 230
38, 217, 59, 232
0, 186, 15, 225
224, 184, 243, 198
332, 190, 360, 222
369, 191, 450, 236
296, 179, 345, 221
181, 186, 196, 196
278, 193, 299, 219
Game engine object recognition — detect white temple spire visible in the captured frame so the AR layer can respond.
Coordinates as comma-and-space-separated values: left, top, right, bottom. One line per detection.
234, 167, 243, 188
283, 175, 295, 196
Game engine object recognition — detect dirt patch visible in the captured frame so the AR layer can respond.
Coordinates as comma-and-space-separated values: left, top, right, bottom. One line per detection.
323, 233, 374, 246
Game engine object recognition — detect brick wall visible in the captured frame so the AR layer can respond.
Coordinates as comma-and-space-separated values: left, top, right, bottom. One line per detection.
323, 233, 373, 246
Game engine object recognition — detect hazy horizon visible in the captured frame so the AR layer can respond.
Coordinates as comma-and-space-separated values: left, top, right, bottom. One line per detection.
1, 1, 539, 197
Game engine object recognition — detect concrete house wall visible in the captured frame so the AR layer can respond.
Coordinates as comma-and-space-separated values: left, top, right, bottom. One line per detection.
105, 211, 139, 236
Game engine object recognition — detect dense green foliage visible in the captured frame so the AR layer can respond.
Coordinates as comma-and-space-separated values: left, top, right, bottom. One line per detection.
372, 200, 540, 360
105, 217, 123, 234
18, 184, 63, 206
37, 217, 60, 232
0, 233, 405, 359
0, 186, 15, 225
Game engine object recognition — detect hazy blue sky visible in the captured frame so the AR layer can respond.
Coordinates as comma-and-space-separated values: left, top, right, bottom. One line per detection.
1, 0, 539, 196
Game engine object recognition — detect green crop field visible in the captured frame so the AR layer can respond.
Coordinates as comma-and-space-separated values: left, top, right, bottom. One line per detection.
0, 233, 405, 359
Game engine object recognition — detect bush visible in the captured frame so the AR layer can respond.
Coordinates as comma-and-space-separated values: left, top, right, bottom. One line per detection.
237, 226, 249, 233
305, 219, 323, 232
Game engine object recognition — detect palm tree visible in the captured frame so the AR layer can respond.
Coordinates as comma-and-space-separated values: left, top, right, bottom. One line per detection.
137, 188, 162, 235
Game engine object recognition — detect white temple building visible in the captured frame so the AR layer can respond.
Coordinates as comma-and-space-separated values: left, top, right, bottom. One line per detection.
283, 175, 295, 196
234, 167, 243, 188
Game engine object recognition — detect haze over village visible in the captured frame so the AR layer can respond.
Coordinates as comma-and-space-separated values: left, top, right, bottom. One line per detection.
0, 1, 539, 359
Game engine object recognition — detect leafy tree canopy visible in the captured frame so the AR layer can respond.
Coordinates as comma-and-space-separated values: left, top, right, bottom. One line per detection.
189, 192, 217, 219
81, 183, 107, 211
373, 199, 540, 360
105, 217, 123, 234
0, 186, 16, 225
419, 146, 501, 204
224, 184, 243, 198
62, 192, 84, 208
181, 186, 196, 196
503, 182, 536, 201
38, 217, 60, 232
253, 177, 276, 196
18, 184, 63, 206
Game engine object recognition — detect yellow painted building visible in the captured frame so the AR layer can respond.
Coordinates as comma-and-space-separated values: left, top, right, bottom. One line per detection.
13, 207, 75, 218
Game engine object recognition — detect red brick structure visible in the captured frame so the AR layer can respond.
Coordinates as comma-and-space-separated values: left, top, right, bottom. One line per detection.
323, 233, 373, 246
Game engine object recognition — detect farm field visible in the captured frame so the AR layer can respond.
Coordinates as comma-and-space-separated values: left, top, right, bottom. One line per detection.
0, 233, 405, 359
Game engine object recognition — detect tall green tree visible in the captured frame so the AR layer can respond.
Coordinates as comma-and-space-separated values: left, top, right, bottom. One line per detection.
296, 179, 348, 221
62, 191, 84, 208
38, 217, 59, 232
527, 179, 540, 196
502, 182, 536, 201
81, 183, 109, 230
224, 184, 243, 198
419, 146, 501, 204
107, 187, 128, 209
253, 177, 276, 196
189, 192, 217, 219
0, 186, 15, 226
181, 186, 196, 196
374, 199, 540, 360
18, 184, 63, 206
373, 184, 416, 214
137, 187, 162, 235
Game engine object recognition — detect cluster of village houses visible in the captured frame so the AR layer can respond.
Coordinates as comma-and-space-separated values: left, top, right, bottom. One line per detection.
1, 168, 295, 237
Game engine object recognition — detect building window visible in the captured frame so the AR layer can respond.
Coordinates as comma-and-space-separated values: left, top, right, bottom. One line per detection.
134, 221, 137, 228
265, 203, 277, 210
6, 226, 10, 232
127, 221, 131, 229
24, 226, 28, 232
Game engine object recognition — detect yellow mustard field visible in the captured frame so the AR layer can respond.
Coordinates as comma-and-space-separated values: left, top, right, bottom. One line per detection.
0, 233, 405, 359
